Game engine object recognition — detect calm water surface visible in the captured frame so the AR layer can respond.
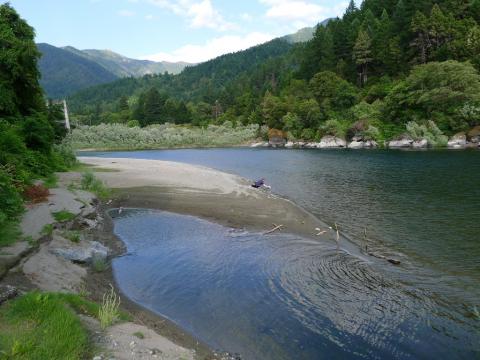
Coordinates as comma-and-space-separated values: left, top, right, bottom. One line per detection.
86, 149, 480, 359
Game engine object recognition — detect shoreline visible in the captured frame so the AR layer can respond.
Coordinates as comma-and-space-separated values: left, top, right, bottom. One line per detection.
84, 202, 216, 359
78, 157, 337, 241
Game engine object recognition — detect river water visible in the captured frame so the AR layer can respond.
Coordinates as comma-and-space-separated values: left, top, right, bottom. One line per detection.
85, 148, 480, 359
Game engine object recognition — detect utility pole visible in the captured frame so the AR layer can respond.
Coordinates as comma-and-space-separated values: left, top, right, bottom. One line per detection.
63, 99, 71, 131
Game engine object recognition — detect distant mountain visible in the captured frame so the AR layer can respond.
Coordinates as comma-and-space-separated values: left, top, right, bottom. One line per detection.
39, 20, 328, 99
283, 18, 334, 43
62, 47, 190, 77
37, 44, 192, 98
37, 43, 118, 99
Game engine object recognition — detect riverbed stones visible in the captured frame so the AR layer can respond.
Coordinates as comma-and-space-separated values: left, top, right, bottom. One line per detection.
447, 132, 467, 148
318, 135, 347, 148
388, 136, 414, 148
50, 237, 109, 264
412, 139, 429, 148
0, 285, 18, 304
23, 245, 87, 292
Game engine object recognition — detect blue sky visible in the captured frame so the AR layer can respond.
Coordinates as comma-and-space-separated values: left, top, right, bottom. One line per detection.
9, 0, 349, 63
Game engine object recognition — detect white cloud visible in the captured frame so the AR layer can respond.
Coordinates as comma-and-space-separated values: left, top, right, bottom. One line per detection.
118, 9, 136, 17
141, 32, 274, 63
260, 0, 345, 25
149, 0, 235, 31
240, 13, 253, 22
145, 14, 154, 20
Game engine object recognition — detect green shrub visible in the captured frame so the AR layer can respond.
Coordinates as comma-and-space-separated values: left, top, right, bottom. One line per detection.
66, 123, 260, 150
63, 230, 81, 243
98, 285, 121, 329
406, 120, 448, 147
41, 224, 54, 236
80, 172, 110, 200
91, 257, 109, 272
319, 119, 349, 138
52, 210, 76, 222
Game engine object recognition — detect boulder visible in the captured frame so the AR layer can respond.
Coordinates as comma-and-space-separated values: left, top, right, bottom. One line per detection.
296, 141, 305, 148
348, 140, 364, 149
412, 139, 428, 148
447, 132, 467, 148
51, 240, 109, 264
467, 126, 480, 143
364, 140, 378, 148
285, 141, 294, 148
318, 136, 347, 148
250, 142, 268, 148
388, 136, 413, 148
305, 142, 318, 148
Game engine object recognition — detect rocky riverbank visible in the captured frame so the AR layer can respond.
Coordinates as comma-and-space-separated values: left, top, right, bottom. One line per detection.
250, 127, 480, 150
0, 170, 218, 360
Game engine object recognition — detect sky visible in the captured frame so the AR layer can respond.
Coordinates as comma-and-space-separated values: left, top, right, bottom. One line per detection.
9, 0, 350, 63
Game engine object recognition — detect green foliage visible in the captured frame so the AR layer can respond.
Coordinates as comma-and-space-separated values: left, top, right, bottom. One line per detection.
91, 257, 109, 272
385, 61, 480, 133
41, 224, 54, 236
133, 331, 145, 339
0, 4, 79, 253
319, 119, 350, 138
406, 120, 449, 146
35, 0, 480, 145
0, 4, 43, 117
0, 292, 91, 359
52, 210, 76, 222
67, 123, 260, 150
98, 285, 121, 329
63, 230, 81, 243
310, 71, 358, 112
80, 172, 111, 200
0, 221, 21, 248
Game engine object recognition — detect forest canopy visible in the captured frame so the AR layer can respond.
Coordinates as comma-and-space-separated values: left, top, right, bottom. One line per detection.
66, 0, 480, 143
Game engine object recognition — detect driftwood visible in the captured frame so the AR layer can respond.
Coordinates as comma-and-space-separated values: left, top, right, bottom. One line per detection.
264, 223, 284, 235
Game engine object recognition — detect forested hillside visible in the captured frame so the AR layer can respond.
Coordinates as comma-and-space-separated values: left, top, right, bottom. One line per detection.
63, 47, 191, 77
0, 5, 75, 245
38, 44, 191, 98
37, 43, 119, 98
69, 0, 480, 143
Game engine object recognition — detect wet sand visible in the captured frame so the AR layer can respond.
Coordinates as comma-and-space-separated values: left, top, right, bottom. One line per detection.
78, 157, 334, 240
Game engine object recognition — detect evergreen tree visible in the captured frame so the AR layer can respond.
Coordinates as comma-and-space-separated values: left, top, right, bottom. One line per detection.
118, 96, 129, 111
142, 87, 165, 126
353, 30, 373, 86
0, 3, 44, 117
410, 11, 431, 64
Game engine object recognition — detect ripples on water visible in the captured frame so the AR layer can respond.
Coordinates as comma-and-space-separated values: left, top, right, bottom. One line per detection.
111, 209, 480, 360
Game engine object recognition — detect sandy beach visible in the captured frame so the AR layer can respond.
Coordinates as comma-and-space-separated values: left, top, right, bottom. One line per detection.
78, 156, 333, 240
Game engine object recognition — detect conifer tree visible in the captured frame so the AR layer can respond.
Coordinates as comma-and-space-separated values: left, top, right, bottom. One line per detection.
353, 30, 373, 86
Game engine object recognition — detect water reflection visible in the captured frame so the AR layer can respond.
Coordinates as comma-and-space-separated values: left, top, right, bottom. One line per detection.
112, 209, 480, 359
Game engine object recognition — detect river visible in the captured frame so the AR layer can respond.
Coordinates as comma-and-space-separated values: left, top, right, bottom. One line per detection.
84, 148, 480, 359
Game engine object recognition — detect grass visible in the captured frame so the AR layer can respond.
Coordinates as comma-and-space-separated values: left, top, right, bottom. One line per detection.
62, 230, 81, 243
41, 224, 54, 236
0, 221, 21, 248
0, 291, 130, 359
98, 285, 121, 329
91, 257, 109, 272
0, 292, 92, 359
71, 163, 118, 173
42, 173, 58, 188
80, 172, 111, 200
52, 210, 76, 222
133, 331, 144, 339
